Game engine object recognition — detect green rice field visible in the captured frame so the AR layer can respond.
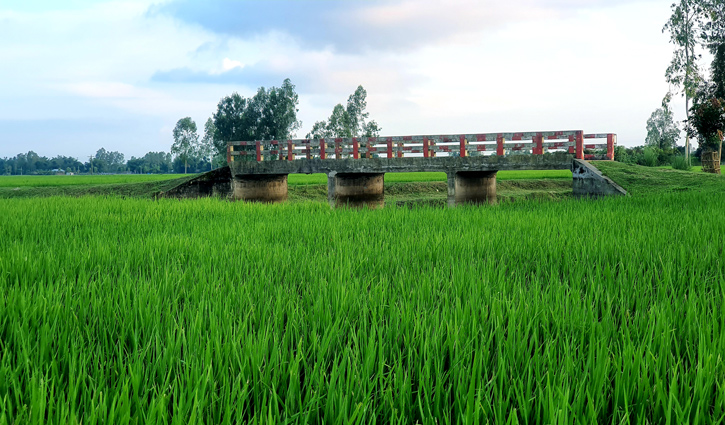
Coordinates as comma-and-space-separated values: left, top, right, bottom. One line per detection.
1, 165, 724, 423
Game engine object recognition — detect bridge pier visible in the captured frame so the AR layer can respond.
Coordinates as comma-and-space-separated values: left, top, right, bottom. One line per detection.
328, 172, 385, 208
232, 174, 288, 203
447, 171, 497, 207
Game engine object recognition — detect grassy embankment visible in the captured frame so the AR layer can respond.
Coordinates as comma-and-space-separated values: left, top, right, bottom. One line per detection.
1, 163, 724, 423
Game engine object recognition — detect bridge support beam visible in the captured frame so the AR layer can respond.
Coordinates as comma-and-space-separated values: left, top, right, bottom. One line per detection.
447, 171, 497, 207
328, 172, 384, 208
232, 174, 288, 203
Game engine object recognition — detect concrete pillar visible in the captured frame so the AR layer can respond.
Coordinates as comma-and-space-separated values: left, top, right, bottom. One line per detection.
447, 171, 497, 206
232, 174, 288, 203
328, 172, 384, 208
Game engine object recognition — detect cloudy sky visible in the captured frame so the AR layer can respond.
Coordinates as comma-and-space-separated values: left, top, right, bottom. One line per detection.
0, 0, 693, 159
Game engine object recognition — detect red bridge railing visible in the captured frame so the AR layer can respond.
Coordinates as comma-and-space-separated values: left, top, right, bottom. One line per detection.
227, 130, 616, 163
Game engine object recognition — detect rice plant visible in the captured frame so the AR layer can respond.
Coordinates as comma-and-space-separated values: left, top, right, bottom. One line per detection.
0, 192, 723, 423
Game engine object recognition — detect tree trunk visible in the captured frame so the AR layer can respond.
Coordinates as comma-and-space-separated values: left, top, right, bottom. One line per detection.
184, 160, 187, 174
685, 96, 690, 164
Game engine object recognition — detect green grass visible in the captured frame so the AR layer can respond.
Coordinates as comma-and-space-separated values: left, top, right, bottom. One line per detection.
1, 188, 724, 423
0, 174, 182, 188
595, 161, 723, 196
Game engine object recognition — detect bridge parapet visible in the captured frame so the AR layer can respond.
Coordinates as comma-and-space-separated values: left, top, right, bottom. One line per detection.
226, 130, 616, 163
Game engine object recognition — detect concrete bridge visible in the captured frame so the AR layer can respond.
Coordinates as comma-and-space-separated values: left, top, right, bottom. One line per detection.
220, 130, 624, 207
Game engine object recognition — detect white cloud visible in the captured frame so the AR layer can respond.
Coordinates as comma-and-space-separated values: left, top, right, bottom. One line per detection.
221, 58, 244, 72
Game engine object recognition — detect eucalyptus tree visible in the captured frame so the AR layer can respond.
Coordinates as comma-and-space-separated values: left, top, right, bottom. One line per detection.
663, 0, 704, 162
171, 117, 200, 174
307, 85, 381, 140
646, 94, 681, 150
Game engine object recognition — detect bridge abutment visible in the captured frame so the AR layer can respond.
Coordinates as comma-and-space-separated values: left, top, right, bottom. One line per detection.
447, 171, 497, 207
328, 172, 385, 208
232, 174, 288, 203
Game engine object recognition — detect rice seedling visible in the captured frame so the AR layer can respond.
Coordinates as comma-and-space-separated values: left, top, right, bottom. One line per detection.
0, 190, 723, 423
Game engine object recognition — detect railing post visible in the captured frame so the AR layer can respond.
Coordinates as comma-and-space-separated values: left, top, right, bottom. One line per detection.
496, 136, 504, 156
227, 144, 232, 163
576, 131, 584, 160
387, 137, 393, 159
424, 137, 429, 158
320, 139, 326, 160
607, 134, 615, 160
287, 140, 294, 161
459, 135, 467, 157
256, 141, 261, 161
353, 137, 359, 159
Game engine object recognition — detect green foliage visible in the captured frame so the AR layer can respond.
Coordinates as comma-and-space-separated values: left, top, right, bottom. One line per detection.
687, 97, 725, 151
700, 0, 725, 97
642, 146, 660, 166
307, 85, 381, 140
645, 96, 681, 150
92, 148, 126, 173
671, 154, 693, 170
127, 151, 172, 174
212, 79, 301, 160
1, 186, 725, 423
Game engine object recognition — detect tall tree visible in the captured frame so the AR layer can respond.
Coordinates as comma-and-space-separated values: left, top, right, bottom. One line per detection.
306, 85, 381, 140
700, 0, 725, 98
212, 79, 301, 161
646, 94, 681, 150
171, 117, 199, 174
199, 118, 219, 171
663, 0, 705, 162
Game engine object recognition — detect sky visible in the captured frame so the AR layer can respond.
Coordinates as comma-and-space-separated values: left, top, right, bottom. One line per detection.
0, 0, 698, 160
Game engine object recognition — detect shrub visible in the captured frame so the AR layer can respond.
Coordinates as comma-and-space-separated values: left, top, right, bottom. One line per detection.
641, 147, 659, 167
671, 155, 692, 170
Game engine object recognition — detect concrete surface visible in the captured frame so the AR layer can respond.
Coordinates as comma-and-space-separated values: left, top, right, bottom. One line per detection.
328, 172, 385, 209
572, 159, 627, 198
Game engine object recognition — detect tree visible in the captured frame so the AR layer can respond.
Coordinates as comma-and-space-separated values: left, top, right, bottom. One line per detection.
93, 148, 125, 173
212, 79, 301, 161
663, 0, 705, 163
646, 94, 681, 150
688, 98, 725, 149
306, 85, 382, 141
171, 117, 200, 173
200, 118, 222, 169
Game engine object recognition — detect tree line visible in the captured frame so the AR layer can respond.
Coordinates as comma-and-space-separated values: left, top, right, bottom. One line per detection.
1, 80, 380, 175
0, 148, 208, 175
